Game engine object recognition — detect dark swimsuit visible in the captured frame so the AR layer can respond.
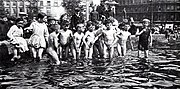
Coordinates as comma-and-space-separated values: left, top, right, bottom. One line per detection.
138, 28, 151, 50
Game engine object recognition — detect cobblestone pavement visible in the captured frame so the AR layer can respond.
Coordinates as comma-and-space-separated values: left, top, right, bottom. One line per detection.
0, 37, 180, 89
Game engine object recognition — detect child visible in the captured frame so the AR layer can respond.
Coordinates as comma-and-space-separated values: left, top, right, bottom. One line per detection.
102, 20, 117, 59
72, 23, 84, 61
7, 18, 29, 61
117, 24, 133, 56
93, 20, 106, 58
58, 21, 73, 59
46, 24, 61, 65
26, 13, 49, 62
83, 21, 100, 60
136, 19, 152, 58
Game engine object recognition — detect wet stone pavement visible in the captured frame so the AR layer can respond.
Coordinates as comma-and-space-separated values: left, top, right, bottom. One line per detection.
0, 37, 180, 89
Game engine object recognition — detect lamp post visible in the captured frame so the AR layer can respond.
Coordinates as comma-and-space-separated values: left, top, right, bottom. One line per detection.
149, 0, 153, 27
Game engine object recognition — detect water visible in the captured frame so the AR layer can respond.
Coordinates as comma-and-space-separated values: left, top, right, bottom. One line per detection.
0, 38, 180, 89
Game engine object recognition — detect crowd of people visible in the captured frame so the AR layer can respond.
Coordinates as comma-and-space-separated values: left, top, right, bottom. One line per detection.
0, 8, 153, 66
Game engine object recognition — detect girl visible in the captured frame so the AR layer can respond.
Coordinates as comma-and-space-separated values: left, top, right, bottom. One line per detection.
26, 13, 49, 62
7, 18, 29, 61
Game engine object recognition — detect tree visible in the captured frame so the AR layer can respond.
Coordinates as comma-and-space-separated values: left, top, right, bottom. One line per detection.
62, 0, 82, 15
0, 0, 5, 17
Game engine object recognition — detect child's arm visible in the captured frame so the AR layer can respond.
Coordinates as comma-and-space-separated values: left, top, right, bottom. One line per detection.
110, 32, 118, 47
149, 31, 153, 47
54, 35, 59, 49
82, 32, 89, 49
136, 29, 145, 36
7, 26, 16, 40
92, 33, 101, 44
128, 35, 134, 50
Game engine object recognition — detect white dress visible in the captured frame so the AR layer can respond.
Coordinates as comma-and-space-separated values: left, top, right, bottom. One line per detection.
28, 21, 49, 48
7, 25, 29, 53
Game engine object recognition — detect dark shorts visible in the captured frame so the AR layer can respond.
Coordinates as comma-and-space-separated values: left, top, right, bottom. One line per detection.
138, 40, 149, 50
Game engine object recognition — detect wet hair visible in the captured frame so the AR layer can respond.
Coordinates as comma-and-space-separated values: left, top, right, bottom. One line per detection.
37, 12, 46, 19
104, 19, 113, 25
50, 24, 60, 31
86, 21, 95, 28
16, 18, 23, 23
61, 20, 70, 27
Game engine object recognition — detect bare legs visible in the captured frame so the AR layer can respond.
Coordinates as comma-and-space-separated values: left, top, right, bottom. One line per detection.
47, 48, 60, 65
11, 48, 21, 61
138, 50, 149, 58
31, 47, 44, 61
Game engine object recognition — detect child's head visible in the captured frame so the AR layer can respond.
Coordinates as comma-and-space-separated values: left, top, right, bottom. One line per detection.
77, 23, 85, 33
123, 24, 130, 31
142, 19, 150, 27
37, 12, 47, 23
50, 24, 61, 33
16, 18, 24, 28
62, 20, 70, 30
96, 20, 103, 28
86, 21, 95, 32
105, 19, 113, 30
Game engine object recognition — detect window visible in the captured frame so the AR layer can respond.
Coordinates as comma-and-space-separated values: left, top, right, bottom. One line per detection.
54, 1, 58, 6
47, 7, 51, 9
13, 2, 16, 6
20, 8, 24, 12
6, 1, 10, 6
40, 1, 43, 6
177, 5, 180, 10
20, 1, 23, 6
47, 10, 51, 15
47, 1, 51, 6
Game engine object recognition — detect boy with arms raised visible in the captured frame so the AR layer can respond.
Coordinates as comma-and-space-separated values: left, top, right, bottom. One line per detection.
117, 24, 133, 57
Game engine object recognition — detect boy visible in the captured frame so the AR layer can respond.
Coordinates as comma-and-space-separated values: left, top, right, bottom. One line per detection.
47, 24, 61, 65
83, 21, 100, 60
136, 19, 152, 58
58, 21, 73, 59
102, 20, 117, 59
93, 20, 106, 58
117, 24, 133, 57
72, 23, 84, 61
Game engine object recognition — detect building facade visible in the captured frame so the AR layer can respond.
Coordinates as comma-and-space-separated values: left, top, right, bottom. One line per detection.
38, 0, 64, 19
2, 0, 29, 17
1, 0, 65, 19
115, 0, 180, 25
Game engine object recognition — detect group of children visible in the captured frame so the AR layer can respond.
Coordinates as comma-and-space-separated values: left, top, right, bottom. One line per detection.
46, 18, 136, 65
7, 12, 152, 66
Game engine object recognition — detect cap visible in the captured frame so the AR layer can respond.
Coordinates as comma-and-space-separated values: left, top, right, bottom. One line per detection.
75, 8, 80, 12
142, 19, 150, 22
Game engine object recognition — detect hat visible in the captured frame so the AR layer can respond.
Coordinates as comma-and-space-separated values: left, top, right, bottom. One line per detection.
75, 8, 80, 12
48, 16, 56, 20
142, 19, 150, 22
37, 12, 46, 19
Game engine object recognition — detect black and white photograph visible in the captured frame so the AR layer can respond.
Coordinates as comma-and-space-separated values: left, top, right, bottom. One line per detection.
0, 0, 180, 88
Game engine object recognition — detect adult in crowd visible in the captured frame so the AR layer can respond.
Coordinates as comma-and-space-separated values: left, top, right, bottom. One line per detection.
90, 6, 99, 22
70, 8, 85, 33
